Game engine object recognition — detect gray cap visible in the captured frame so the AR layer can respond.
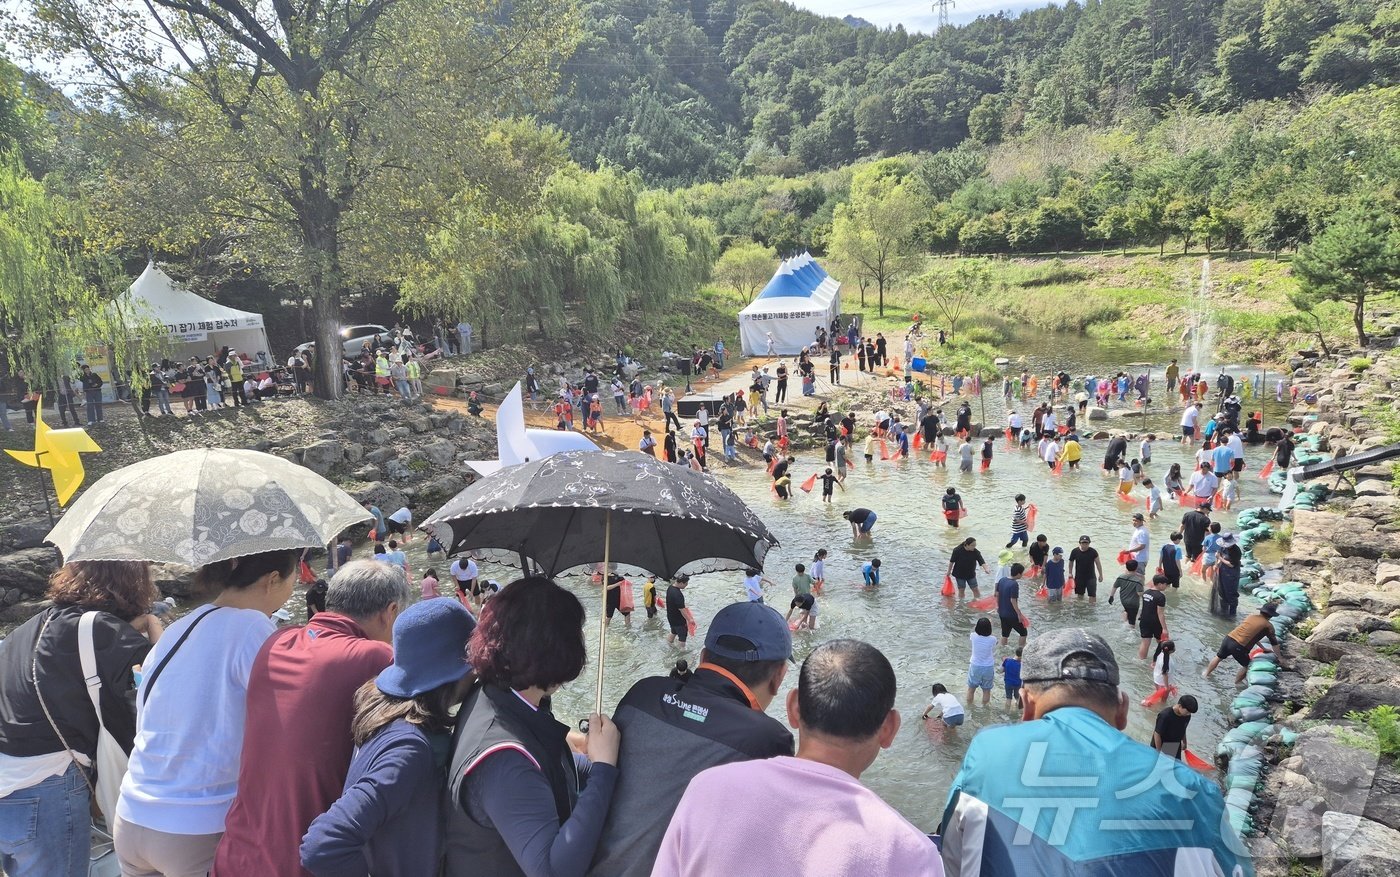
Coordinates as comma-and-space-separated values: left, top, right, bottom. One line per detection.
704, 601, 793, 662
1021, 628, 1120, 687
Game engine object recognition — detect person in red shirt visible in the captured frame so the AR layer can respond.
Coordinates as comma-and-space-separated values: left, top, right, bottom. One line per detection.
211, 560, 410, 876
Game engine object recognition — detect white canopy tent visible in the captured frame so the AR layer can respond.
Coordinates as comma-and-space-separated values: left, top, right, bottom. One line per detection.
119, 263, 273, 368
737, 253, 841, 356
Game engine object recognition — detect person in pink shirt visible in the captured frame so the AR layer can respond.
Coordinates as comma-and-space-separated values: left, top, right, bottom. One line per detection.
652, 639, 941, 877
421, 568, 441, 600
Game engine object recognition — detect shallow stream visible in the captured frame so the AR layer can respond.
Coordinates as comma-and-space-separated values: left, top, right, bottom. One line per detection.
546, 335, 1294, 832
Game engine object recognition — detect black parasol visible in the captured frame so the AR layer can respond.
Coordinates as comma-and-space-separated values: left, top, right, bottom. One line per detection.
422, 449, 779, 711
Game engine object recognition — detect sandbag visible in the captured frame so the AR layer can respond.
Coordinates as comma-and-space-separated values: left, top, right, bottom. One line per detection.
1232, 705, 1271, 723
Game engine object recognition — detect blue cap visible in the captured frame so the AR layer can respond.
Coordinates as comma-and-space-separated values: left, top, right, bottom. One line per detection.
704, 601, 793, 662
1052, 546, 1064, 555
376, 598, 477, 698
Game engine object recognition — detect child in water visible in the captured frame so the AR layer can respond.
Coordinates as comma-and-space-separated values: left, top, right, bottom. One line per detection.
1164, 463, 1184, 499
1001, 648, 1023, 710
1144, 479, 1162, 520
820, 467, 842, 503
1220, 472, 1239, 510
1044, 547, 1065, 601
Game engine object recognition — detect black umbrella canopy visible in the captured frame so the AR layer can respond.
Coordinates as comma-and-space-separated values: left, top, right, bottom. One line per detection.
422, 450, 778, 579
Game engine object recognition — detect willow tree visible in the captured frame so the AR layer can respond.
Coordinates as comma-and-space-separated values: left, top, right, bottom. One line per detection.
405, 164, 716, 343
0, 155, 164, 393
12, 0, 577, 398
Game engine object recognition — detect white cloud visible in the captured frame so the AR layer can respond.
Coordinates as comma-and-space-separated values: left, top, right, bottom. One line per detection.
793, 0, 1048, 33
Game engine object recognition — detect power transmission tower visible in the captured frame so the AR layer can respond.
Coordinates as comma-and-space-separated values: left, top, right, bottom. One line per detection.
934, 0, 955, 30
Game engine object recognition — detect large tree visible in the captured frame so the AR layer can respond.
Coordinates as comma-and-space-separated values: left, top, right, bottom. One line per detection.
1293, 200, 1400, 347
830, 163, 923, 317
13, 0, 576, 398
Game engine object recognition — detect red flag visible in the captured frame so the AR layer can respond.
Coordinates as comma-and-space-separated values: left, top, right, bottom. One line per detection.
941, 574, 955, 597
1258, 458, 1275, 479
799, 473, 817, 493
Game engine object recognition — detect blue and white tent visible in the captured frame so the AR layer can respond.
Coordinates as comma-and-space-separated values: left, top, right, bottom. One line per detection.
738, 253, 841, 356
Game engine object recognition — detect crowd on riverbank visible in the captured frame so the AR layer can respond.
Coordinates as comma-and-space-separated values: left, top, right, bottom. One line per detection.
0, 338, 1296, 877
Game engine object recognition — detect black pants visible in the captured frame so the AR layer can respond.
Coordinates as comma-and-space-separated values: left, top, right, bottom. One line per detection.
231, 382, 246, 406
830, 366, 839, 383
665, 411, 681, 431
139, 390, 151, 414
775, 380, 787, 402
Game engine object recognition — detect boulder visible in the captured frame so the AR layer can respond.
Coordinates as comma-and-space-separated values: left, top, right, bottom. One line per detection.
0, 518, 51, 552
1322, 813, 1400, 874
385, 460, 414, 482
1295, 726, 1382, 816
388, 427, 411, 440
364, 447, 397, 465
1356, 479, 1393, 498
351, 465, 384, 482
343, 442, 364, 464
1310, 682, 1400, 718
350, 481, 410, 515
0, 547, 61, 594
1378, 561, 1400, 587
405, 416, 432, 434
367, 428, 391, 445
421, 439, 457, 468
1308, 610, 1390, 643
419, 474, 468, 502
1087, 407, 1108, 421
1265, 766, 1326, 859
298, 440, 346, 475
1370, 630, 1400, 648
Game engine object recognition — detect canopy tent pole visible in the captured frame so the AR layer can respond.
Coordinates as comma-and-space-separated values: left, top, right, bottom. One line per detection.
595, 510, 612, 715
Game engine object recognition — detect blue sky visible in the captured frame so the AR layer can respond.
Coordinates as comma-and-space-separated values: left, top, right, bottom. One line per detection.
792, 0, 1048, 33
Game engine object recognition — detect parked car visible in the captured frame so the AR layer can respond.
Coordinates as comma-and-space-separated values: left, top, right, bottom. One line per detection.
293, 324, 391, 359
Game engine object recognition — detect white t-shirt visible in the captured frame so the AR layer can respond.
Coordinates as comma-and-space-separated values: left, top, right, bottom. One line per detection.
811, 559, 825, 581
969, 632, 997, 667
930, 692, 965, 719
1227, 434, 1245, 460
1043, 441, 1060, 463
1008, 413, 1022, 429
117, 606, 275, 835
1181, 407, 1200, 428
1153, 652, 1170, 687
744, 574, 764, 601
1189, 470, 1219, 498
1129, 525, 1150, 564
450, 558, 478, 583
388, 507, 412, 524
1042, 412, 1056, 432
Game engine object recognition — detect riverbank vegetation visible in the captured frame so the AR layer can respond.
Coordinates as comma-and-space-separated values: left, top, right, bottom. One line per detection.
2, 0, 1398, 388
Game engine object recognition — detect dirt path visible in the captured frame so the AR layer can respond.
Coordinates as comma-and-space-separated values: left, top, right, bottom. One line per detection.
429, 354, 923, 453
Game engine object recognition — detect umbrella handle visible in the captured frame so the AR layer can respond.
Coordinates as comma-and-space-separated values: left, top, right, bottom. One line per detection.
595, 510, 611, 716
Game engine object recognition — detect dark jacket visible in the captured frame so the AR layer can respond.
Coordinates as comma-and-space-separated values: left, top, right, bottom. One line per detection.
301, 719, 450, 877
588, 670, 793, 877
444, 682, 616, 877
0, 606, 152, 761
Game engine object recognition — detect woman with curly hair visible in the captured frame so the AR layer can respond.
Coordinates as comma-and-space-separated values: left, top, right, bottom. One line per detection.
443, 577, 621, 877
114, 548, 298, 877
0, 561, 163, 876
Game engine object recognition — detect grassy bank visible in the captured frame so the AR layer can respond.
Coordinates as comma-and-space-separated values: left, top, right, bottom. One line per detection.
830, 252, 1354, 365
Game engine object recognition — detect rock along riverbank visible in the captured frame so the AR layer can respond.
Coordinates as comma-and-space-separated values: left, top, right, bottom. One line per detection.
1245, 334, 1400, 877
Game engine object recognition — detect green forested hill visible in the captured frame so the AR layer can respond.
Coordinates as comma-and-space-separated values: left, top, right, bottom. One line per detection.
551, 0, 1399, 185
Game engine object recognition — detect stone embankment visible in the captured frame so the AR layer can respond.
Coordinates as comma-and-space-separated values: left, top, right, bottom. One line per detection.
1246, 341, 1400, 876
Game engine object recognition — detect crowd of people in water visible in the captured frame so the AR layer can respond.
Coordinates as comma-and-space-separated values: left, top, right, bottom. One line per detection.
0, 335, 1289, 876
